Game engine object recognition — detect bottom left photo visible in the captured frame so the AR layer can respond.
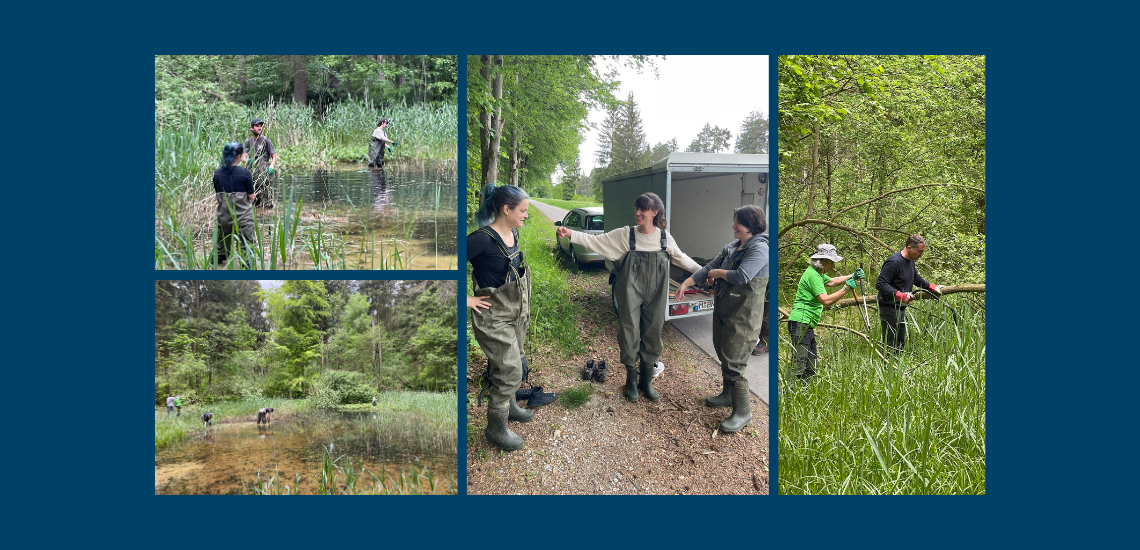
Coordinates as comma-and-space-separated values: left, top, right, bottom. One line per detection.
154, 279, 458, 495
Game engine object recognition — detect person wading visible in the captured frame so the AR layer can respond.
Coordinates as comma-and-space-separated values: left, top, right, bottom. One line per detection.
674, 205, 768, 432
557, 192, 702, 403
213, 142, 258, 267
368, 118, 397, 169
786, 244, 865, 384
874, 234, 946, 354
243, 117, 277, 208
468, 184, 533, 451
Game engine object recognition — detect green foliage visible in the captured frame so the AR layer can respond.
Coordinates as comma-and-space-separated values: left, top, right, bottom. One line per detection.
310, 370, 375, 408
686, 122, 733, 153
778, 302, 986, 494
559, 384, 594, 408
155, 383, 171, 405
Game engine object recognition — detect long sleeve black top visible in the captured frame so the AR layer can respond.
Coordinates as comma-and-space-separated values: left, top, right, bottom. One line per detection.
467, 228, 521, 290
875, 251, 931, 306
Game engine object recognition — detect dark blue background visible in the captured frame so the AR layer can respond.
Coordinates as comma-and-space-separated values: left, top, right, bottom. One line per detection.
16, 2, 1123, 545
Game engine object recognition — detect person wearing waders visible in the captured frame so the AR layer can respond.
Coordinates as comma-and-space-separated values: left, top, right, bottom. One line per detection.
786, 245, 865, 385
256, 407, 274, 425
243, 118, 277, 208
372, 395, 377, 407
467, 184, 534, 451
174, 395, 183, 417
557, 192, 702, 403
213, 142, 259, 267
163, 394, 175, 420
201, 412, 214, 428
874, 234, 945, 354
674, 205, 768, 432
368, 118, 397, 169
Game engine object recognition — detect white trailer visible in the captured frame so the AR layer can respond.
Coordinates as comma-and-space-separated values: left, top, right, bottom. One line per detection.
601, 152, 770, 320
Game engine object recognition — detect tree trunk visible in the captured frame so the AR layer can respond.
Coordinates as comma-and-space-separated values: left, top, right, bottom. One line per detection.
826, 284, 985, 310
292, 55, 307, 105
479, 55, 505, 187
395, 55, 406, 87
509, 129, 520, 186
801, 122, 820, 242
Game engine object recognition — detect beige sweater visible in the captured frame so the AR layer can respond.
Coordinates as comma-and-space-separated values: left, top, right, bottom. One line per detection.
570, 226, 701, 273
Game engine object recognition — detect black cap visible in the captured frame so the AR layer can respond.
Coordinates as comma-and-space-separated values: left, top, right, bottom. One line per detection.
251, 117, 265, 126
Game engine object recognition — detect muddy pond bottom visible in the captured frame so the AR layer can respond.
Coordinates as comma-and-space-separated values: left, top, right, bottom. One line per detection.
155, 410, 457, 495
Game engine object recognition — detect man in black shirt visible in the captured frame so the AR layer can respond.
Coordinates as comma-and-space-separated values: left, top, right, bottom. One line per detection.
244, 118, 278, 208
874, 234, 946, 353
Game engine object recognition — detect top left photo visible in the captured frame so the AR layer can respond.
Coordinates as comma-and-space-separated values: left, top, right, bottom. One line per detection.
155, 55, 458, 270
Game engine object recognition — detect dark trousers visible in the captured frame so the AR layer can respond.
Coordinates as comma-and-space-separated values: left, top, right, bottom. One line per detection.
880, 304, 907, 352
787, 321, 817, 381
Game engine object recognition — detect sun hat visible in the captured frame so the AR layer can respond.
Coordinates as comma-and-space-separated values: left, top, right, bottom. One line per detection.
809, 244, 842, 262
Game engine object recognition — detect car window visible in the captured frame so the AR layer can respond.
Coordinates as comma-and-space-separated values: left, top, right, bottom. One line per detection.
585, 215, 604, 231
562, 212, 574, 227
568, 212, 582, 228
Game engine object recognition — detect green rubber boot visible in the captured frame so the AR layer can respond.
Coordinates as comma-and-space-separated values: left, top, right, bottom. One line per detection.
705, 378, 731, 408
719, 382, 752, 433
508, 395, 534, 422
485, 405, 523, 451
623, 365, 639, 402
638, 364, 660, 402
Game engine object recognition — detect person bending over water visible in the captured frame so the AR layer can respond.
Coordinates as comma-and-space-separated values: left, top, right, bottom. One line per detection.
256, 407, 274, 425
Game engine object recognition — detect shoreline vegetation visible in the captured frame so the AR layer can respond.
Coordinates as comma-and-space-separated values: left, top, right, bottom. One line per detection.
156, 54, 458, 270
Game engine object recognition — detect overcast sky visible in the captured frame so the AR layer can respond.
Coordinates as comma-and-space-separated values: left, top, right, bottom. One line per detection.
259, 280, 281, 290
573, 55, 769, 177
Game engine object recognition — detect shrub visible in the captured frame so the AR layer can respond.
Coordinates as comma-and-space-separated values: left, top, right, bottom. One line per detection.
310, 370, 374, 408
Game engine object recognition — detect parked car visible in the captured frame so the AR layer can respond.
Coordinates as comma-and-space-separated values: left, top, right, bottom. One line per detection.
554, 207, 606, 266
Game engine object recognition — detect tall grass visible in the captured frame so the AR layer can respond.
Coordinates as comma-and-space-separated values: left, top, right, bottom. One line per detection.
778, 300, 986, 494
242, 451, 457, 495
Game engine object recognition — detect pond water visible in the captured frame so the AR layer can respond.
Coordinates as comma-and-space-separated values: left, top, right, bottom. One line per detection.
264, 165, 457, 270
155, 410, 457, 495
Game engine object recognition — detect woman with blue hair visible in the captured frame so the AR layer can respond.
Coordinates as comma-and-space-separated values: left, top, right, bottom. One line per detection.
467, 183, 535, 451
213, 142, 258, 266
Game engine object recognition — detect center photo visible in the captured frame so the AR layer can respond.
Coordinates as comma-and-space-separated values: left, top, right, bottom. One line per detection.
465, 55, 771, 495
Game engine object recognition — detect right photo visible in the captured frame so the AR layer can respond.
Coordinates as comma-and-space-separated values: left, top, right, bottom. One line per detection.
777, 55, 986, 494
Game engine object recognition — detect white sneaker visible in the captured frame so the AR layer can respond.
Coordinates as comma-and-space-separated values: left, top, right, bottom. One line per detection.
653, 361, 665, 378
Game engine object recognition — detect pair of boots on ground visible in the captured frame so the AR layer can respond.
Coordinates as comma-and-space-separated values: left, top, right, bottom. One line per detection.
582, 359, 608, 382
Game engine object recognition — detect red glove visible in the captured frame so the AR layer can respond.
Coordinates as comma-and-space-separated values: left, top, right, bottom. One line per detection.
929, 284, 943, 295
895, 290, 913, 303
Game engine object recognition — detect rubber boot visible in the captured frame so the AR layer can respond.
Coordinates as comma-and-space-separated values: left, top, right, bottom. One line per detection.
623, 365, 639, 402
705, 379, 731, 408
485, 406, 523, 451
508, 395, 534, 422
719, 382, 752, 433
638, 364, 660, 402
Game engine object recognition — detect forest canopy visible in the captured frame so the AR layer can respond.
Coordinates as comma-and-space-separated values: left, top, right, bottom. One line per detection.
155, 280, 458, 406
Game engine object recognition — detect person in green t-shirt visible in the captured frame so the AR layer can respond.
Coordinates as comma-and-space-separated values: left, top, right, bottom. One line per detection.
174, 395, 183, 417
786, 244, 865, 384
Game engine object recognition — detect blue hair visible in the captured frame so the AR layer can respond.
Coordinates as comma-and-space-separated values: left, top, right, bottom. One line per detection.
220, 142, 245, 171
476, 184, 528, 228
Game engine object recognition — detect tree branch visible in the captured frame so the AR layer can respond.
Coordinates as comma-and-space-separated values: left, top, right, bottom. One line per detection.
778, 219, 893, 251
831, 183, 985, 219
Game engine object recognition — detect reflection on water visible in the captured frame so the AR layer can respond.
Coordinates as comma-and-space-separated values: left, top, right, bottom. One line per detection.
270, 165, 457, 270
155, 410, 457, 495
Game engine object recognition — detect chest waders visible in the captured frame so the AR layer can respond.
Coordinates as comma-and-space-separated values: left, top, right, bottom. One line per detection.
368, 137, 387, 168
215, 192, 257, 266
246, 137, 273, 207
705, 249, 765, 432
470, 228, 532, 451
613, 227, 669, 402
880, 300, 907, 354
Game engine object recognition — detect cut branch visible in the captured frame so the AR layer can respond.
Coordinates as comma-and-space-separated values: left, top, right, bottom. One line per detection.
829, 284, 985, 310
831, 183, 985, 219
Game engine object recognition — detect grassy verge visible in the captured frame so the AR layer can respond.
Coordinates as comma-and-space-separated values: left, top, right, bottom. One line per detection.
778, 301, 986, 494
531, 197, 601, 211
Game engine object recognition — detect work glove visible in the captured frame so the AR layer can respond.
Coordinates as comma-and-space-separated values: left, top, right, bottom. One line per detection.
846, 278, 857, 290
266, 166, 275, 175
387, 147, 392, 153
895, 290, 913, 303
929, 284, 943, 295
852, 267, 865, 280
392, 141, 399, 146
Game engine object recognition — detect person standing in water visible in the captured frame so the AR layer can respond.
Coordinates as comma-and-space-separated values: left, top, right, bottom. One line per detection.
256, 407, 274, 425
368, 118, 397, 169
243, 117, 277, 208
468, 184, 534, 451
201, 412, 214, 428
557, 192, 702, 403
674, 205, 768, 433
213, 142, 258, 267
372, 395, 377, 407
